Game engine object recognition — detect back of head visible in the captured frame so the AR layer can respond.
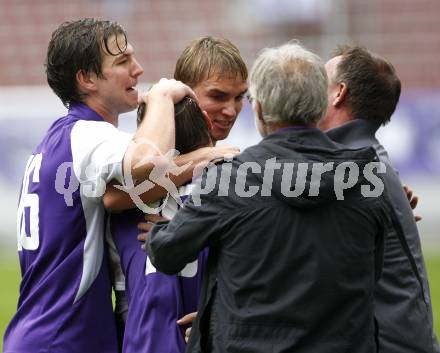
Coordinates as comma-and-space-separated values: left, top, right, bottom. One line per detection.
174, 97, 211, 154
137, 97, 211, 154
249, 41, 328, 126
174, 36, 248, 87
46, 18, 127, 107
331, 45, 401, 125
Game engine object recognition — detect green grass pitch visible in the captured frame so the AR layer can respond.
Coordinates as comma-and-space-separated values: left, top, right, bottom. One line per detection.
1, 251, 439, 350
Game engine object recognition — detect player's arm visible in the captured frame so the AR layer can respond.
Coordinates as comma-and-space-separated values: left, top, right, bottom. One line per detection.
103, 145, 239, 211
146, 194, 224, 275
71, 79, 195, 203
122, 78, 195, 183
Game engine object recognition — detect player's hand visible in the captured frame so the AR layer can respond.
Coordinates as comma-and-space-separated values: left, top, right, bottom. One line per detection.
137, 214, 169, 248
181, 146, 240, 177
206, 145, 240, 164
177, 312, 197, 343
184, 327, 191, 344
403, 184, 422, 222
139, 78, 196, 105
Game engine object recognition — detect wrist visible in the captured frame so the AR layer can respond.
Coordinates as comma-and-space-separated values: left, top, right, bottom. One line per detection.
146, 89, 173, 105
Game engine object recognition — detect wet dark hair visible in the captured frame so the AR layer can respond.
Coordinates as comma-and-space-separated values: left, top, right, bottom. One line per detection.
46, 18, 127, 107
137, 97, 211, 154
331, 45, 401, 125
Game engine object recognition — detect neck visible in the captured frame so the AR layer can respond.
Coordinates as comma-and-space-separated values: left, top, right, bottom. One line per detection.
319, 110, 352, 131
82, 97, 119, 126
265, 122, 314, 136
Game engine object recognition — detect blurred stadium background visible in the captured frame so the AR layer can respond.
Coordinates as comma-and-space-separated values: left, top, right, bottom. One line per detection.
0, 0, 439, 347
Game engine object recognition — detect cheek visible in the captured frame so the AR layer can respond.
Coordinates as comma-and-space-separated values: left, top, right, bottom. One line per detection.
235, 100, 244, 115
199, 100, 222, 117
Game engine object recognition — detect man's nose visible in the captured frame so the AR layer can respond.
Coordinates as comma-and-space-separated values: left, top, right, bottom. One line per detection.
222, 102, 237, 118
132, 58, 144, 77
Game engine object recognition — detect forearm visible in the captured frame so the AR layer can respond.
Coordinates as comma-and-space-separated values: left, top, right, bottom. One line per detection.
104, 157, 198, 211
104, 148, 218, 211
147, 221, 192, 275
104, 171, 191, 211
122, 78, 195, 183
147, 201, 219, 274
124, 94, 175, 182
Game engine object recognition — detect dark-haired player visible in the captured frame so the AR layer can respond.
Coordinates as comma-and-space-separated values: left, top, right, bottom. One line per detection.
4, 18, 194, 353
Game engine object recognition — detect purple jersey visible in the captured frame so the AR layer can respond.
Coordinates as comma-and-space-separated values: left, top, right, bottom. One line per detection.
110, 187, 208, 353
4, 103, 132, 353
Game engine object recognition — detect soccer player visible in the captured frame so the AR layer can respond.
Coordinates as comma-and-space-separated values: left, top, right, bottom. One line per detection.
173, 37, 249, 144
321, 45, 439, 353
110, 97, 212, 353
3, 18, 194, 353
132, 36, 248, 243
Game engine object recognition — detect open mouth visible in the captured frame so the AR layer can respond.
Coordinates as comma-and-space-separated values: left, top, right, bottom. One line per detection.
214, 120, 232, 129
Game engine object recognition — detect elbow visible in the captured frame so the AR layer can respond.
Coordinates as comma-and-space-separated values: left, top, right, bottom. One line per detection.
149, 252, 181, 275
103, 190, 133, 212
154, 262, 181, 276
148, 239, 183, 275
123, 143, 171, 183
103, 180, 136, 212
103, 192, 118, 212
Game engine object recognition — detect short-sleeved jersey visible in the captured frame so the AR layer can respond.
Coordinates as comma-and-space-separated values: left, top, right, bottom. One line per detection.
3, 103, 132, 353
110, 185, 208, 353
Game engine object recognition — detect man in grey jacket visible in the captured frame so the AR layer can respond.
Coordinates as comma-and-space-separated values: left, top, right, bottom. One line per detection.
321, 45, 439, 353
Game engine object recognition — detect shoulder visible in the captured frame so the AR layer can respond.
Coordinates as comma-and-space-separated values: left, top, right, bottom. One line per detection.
71, 120, 131, 139
71, 120, 132, 154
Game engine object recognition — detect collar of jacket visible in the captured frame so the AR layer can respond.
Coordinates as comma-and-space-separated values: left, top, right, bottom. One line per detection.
325, 119, 382, 147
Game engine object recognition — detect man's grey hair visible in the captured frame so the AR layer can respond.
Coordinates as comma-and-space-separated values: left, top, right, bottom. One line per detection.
249, 41, 328, 125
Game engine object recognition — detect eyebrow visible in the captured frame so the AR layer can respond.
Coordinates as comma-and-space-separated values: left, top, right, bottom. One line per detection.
208, 88, 248, 96
112, 52, 130, 65
111, 45, 134, 65
207, 88, 227, 95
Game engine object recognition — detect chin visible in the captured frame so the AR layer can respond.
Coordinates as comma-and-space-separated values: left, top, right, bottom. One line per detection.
212, 132, 229, 142
122, 103, 138, 114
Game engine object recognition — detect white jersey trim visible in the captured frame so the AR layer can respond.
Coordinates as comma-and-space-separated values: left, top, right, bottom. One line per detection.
71, 120, 132, 302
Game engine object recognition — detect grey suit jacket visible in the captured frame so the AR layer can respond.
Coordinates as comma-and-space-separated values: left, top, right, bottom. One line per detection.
328, 119, 439, 353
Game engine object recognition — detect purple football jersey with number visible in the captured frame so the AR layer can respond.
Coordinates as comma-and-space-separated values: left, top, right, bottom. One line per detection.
3, 103, 132, 353
110, 187, 208, 353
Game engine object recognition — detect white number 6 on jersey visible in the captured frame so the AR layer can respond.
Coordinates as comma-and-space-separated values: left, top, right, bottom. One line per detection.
17, 153, 42, 251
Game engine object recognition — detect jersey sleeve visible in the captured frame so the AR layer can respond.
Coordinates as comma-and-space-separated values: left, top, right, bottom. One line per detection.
71, 120, 133, 195
146, 197, 226, 275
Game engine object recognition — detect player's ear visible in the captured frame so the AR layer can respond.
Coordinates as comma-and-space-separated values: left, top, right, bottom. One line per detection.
333, 82, 348, 107
254, 100, 265, 127
202, 110, 213, 131
76, 69, 98, 94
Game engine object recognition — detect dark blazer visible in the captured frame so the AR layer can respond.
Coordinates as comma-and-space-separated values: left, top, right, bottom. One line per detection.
327, 119, 439, 353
